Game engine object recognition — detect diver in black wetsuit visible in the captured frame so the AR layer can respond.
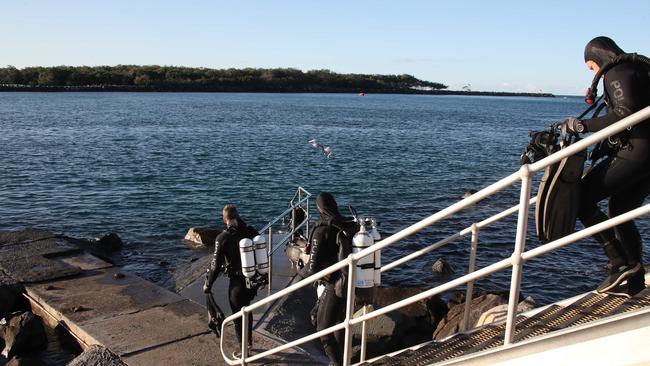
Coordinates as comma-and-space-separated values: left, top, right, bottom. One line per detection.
299, 192, 347, 366
203, 204, 259, 356
563, 36, 650, 295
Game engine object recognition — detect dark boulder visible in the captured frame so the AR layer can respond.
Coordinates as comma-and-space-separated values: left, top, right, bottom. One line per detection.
0, 272, 22, 319
5, 356, 46, 366
352, 287, 444, 358
95, 233, 123, 252
433, 292, 509, 340
431, 257, 455, 276
426, 295, 449, 330
67, 345, 127, 366
352, 305, 409, 353
0, 312, 47, 358
0, 288, 19, 319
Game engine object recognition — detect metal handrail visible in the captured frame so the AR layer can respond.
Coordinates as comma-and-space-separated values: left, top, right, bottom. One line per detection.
263, 187, 311, 296
221, 105, 650, 366
381, 196, 537, 273
259, 187, 311, 233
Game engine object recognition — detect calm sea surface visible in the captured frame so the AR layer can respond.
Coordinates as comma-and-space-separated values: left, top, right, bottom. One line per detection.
1, 92, 648, 305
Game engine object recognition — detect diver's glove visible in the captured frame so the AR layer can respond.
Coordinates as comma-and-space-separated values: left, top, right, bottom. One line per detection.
561, 117, 585, 136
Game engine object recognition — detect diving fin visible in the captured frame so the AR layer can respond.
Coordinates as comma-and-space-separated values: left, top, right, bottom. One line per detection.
206, 293, 225, 337
538, 144, 587, 243
535, 160, 559, 241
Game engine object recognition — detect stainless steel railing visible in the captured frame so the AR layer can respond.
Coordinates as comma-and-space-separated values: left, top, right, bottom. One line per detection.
260, 186, 311, 296
221, 105, 650, 366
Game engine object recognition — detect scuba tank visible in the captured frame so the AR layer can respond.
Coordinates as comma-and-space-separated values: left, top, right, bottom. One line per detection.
239, 238, 256, 278
370, 219, 381, 286
253, 235, 269, 275
353, 220, 375, 288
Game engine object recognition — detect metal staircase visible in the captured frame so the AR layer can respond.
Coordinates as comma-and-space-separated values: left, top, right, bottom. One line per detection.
365, 288, 650, 365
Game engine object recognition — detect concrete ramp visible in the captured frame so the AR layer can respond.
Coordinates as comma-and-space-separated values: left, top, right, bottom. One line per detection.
25, 266, 320, 365
1, 230, 321, 365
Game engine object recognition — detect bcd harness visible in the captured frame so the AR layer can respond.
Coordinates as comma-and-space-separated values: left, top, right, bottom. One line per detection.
584, 52, 650, 155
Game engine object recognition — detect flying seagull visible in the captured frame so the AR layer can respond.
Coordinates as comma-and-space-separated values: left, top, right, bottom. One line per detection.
308, 138, 333, 158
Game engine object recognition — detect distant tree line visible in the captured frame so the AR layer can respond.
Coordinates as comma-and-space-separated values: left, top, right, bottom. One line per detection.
0, 65, 448, 93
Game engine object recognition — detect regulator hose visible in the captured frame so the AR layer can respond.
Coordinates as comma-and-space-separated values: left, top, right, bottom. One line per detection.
586, 53, 650, 104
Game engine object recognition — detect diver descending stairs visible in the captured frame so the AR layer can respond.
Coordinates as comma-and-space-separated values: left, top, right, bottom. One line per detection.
522, 37, 650, 297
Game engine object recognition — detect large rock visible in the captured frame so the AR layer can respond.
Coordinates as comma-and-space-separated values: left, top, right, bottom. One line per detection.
431, 257, 454, 276
433, 292, 509, 340
352, 304, 409, 351
0, 273, 22, 319
475, 296, 536, 327
0, 288, 19, 319
94, 233, 123, 252
67, 345, 127, 366
0, 312, 47, 358
183, 228, 220, 247
348, 287, 445, 359
5, 356, 46, 366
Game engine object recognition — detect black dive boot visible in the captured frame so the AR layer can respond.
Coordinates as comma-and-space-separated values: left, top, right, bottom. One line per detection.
597, 262, 643, 293
626, 268, 646, 296
596, 240, 642, 293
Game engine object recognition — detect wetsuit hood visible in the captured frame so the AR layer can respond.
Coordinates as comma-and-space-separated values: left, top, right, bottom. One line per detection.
227, 217, 247, 232
316, 192, 343, 224
584, 36, 624, 67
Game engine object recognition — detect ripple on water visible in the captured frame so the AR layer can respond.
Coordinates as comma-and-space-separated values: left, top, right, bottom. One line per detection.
1, 93, 648, 306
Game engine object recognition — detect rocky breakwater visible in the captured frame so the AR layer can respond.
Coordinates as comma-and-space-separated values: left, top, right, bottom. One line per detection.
433, 290, 536, 340
262, 284, 449, 362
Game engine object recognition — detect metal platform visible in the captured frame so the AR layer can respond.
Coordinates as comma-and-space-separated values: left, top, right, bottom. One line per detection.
364, 288, 650, 366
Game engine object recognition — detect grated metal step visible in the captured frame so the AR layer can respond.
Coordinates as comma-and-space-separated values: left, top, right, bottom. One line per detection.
365, 289, 650, 366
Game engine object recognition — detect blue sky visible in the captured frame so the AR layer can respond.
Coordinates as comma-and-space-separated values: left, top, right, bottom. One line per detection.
3, 0, 649, 95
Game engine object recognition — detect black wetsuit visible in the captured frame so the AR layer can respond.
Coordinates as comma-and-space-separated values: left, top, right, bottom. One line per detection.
578, 41, 650, 293
299, 193, 347, 366
205, 219, 258, 345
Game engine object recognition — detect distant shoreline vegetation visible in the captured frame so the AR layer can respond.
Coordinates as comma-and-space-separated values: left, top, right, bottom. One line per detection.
0, 65, 554, 97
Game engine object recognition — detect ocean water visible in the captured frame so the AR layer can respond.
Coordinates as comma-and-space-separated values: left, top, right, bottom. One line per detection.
1, 92, 648, 306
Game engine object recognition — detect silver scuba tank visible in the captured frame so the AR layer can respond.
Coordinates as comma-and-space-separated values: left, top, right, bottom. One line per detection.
239, 238, 256, 278
353, 220, 375, 288
253, 235, 269, 275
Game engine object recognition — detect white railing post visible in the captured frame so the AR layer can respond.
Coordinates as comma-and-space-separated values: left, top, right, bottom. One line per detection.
306, 199, 310, 238
360, 304, 368, 363
504, 165, 532, 345
268, 227, 273, 297
461, 223, 479, 331
241, 308, 249, 366
343, 256, 356, 366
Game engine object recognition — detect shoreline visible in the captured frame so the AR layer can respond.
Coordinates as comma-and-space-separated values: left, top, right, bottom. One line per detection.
0, 84, 554, 97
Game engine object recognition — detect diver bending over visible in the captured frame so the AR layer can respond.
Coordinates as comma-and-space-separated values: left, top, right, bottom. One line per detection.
563, 36, 650, 295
